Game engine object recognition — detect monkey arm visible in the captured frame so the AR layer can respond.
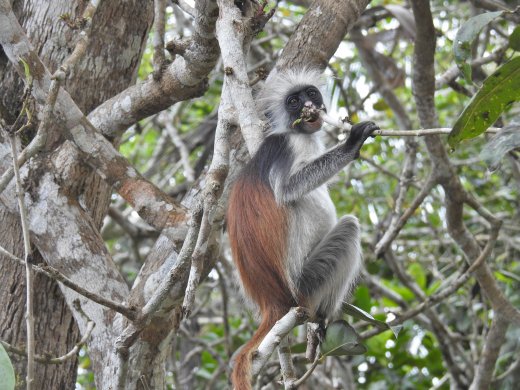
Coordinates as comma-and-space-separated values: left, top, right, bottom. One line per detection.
272, 121, 378, 204
272, 145, 358, 204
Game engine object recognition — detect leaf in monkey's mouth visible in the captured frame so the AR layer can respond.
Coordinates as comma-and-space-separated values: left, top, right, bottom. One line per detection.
292, 106, 324, 128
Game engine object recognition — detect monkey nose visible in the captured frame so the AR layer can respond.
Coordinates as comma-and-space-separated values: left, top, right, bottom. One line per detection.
304, 101, 314, 108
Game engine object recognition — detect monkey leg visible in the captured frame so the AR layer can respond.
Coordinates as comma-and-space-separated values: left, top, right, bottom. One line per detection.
296, 215, 362, 319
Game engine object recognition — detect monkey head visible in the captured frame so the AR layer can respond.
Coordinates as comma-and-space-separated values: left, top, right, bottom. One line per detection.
285, 85, 325, 133
256, 68, 327, 135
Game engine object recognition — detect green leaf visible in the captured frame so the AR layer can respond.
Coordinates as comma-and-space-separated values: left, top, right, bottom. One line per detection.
18, 57, 32, 83
453, 11, 503, 82
291, 118, 302, 127
195, 368, 215, 380
321, 320, 367, 357
426, 279, 441, 296
496, 270, 520, 283
510, 25, 520, 51
343, 302, 402, 339
407, 263, 426, 290
342, 303, 388, 330
388, 324, 403, 339
448, 57, 520, 148
372, 99, 389, 111
289, 342, 307, 354
354, 285, 372, 312
0, 344, 15, 390
481, 120, 520, 170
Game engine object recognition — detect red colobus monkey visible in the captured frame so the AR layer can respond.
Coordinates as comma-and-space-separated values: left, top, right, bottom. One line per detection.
227, 68, 378, 389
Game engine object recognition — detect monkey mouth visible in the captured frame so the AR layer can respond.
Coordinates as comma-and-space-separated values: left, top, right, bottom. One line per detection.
302, 116, 323, 132
300, 106, 323, 126
304, 117, 323, 130
291, 105, 325, 132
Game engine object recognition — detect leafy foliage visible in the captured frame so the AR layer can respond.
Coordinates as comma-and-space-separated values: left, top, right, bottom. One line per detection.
453, 11, 503, 82
449, 57, 520, 148
481, 120, 520, 170
510, 26, 520, 51
321, 320, 367, 357
0, 344, 15, 390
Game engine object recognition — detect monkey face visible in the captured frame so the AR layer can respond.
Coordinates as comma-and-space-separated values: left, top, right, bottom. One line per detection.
285, 86, 325, 134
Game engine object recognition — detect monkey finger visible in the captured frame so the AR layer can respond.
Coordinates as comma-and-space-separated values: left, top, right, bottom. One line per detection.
365, 122, 380, 138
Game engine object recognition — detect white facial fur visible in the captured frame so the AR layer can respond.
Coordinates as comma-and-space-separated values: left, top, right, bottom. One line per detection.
256, 68, 326, 134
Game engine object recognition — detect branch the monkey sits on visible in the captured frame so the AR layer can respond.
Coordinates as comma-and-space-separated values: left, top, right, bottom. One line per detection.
227, 68, 378, 389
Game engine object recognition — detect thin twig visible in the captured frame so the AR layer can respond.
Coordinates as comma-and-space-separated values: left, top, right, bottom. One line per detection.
322, 112, 500, 136
292, 351, 321, 388
0, 75, 61, 194
9, 134, 35, 390
375, 172, 437, 255
0, 244, 137, 320
492, 358, 520, 383
172, 0, 195, 17
0, 321, 95, 364
163, 114, 195, 182
114, 206, 204, 387
435, 46, 506, 89
61, 1, 98, 75
215, 262, 232, 359
153, 0, 167, 80
305, 322, 320, 362
363, 221, 500, 339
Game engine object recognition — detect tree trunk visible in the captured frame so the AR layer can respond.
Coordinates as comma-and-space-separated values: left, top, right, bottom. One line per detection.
0, 0, 153, 387
0, 212, 80, 390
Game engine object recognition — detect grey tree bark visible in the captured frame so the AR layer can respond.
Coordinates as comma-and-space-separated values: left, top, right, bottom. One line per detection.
0, 0, 153, 388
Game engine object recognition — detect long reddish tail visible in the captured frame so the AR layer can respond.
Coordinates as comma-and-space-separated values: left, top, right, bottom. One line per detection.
231, 307, 285, 390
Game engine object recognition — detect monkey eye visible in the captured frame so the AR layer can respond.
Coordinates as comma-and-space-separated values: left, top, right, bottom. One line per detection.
286, 95, 300, 110
307, 87, 318, 97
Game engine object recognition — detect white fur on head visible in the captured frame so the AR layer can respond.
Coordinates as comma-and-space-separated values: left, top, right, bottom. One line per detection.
256, 68, 326, 134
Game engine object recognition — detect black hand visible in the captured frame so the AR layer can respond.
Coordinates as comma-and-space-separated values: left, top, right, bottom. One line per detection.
344, 121, 379, 158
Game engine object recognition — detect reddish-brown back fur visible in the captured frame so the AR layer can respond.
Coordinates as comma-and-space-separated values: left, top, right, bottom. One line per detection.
227, 175, 296, 389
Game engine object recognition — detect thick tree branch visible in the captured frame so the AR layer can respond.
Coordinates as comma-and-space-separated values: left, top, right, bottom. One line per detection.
216, 0, 269, 154
0, 0, 188, 232
469, 315, 509, 390
114, 206, 203, 388
87, 0, 219, 138
277, 0, 372, 71
182, 97, 232, 317
251, 307, 309, 379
